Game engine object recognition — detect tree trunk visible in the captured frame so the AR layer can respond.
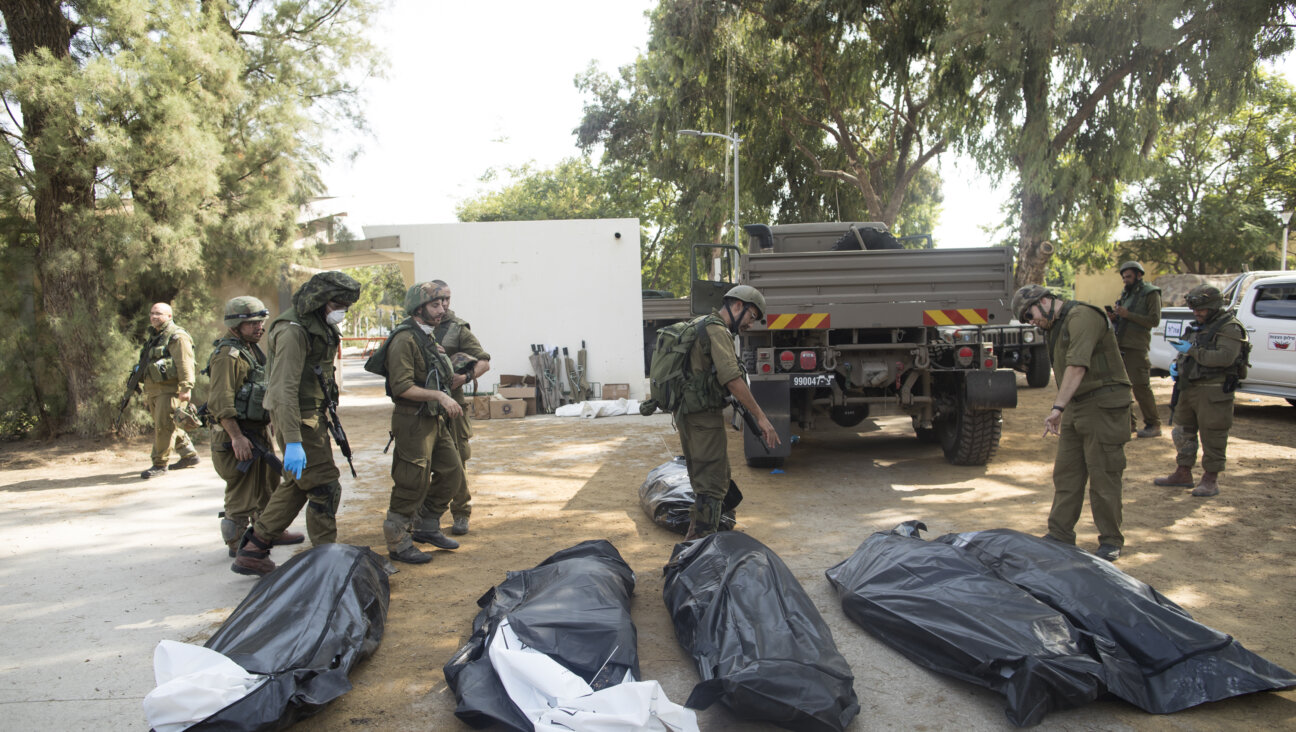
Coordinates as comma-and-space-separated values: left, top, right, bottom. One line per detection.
1014, 37, 1055, 288
1, 1, 104, 433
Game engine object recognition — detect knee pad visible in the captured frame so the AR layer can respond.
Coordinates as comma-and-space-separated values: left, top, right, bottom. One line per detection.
220, 516, 248, 544
308, 481, 342, 518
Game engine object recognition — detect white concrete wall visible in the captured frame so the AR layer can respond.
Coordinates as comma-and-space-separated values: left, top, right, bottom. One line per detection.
363, 219, 645, 398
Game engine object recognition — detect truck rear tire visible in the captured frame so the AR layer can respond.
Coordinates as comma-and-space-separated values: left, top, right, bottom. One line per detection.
1026, 345, 1051, 388
747, 456, 785, 469
936, 408, 1002, 465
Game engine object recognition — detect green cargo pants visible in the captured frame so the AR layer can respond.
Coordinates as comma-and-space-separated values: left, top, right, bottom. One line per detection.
210, 423, 280, 523
1048, 387, 1131, 549
1173, 381, 1234, 473
147, 391, 196, 467
254, 412, 341, 545
1120, 349, 1159, 428
425, 412, 473, 521
677, 408, 729, 531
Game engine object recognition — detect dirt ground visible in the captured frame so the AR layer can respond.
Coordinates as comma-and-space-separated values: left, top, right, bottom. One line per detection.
3, 360, 1295, 730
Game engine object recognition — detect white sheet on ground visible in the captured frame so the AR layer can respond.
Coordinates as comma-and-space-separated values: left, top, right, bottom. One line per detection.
554, 398, 641, 419
142, 640, 267, 732
487, 619, 698, 732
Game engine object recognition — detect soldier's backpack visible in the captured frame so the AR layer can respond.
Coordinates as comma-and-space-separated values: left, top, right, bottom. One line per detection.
644, 314, 721, 414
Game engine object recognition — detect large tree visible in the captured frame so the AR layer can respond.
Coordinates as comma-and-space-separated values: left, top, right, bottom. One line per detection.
1120, 74, 1296, 274
0, 0, 379, 435
942, 0, 1295, 286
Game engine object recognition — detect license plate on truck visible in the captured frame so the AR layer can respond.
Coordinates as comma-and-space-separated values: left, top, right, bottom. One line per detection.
791, 373, 834, 388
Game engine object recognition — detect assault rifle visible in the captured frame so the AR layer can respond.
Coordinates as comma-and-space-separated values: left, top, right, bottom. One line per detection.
236, 432, 285, 475
313, 365, 357, 478
726, 395, 770, 454
113, 339, 157, 431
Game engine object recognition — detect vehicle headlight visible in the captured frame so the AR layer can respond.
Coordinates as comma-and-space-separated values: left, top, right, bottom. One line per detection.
1023, 331, 1035, 343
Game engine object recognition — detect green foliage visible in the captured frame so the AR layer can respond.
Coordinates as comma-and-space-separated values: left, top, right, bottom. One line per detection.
342, 264, 407, 336
0, 0, 382, 436
1120, 74, 1296, 274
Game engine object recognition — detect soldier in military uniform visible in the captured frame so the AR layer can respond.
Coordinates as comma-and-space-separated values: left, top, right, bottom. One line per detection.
371, 281, 465, 564
206, 297, 303, 557
1153, 284, 1247, 498
1109, 261, 1163, 437
422, 279, 491, 537
1014, 285, 1132, 562
232, 271, 361, 576
675, 285, 779, 541
139, 303, 201, 479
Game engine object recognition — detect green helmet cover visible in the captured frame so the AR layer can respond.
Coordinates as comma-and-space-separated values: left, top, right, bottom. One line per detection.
1011, 284, 1052, 322
223, 296, 269, 327
724, 284, 767, 318
404, 281, 449, 316
1119, 261, 1145, 275
1186, 284, 1223, 310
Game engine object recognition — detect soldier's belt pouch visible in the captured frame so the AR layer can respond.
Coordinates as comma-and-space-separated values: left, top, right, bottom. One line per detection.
147, 360, 170, 381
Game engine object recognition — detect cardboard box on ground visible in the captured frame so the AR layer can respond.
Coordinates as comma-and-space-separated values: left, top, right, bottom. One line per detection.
602, 383, 630, 400
467, 375, 535, 419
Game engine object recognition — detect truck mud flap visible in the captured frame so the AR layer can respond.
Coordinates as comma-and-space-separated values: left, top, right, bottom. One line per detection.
745, 379, 791, 459
965, 370, 1017, 410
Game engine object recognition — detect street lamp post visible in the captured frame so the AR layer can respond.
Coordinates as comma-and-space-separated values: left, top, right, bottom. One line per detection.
1281, 210, 1293, 272
678, 129, 742, 251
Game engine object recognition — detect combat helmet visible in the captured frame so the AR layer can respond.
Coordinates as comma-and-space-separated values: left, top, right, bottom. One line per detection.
223, 296, 269, 328
173, 403, 204, 432
450, 352, 478, 375
404, 281, 449, 316
1011, 284, 1052, 322
1185, 284, 1224, 310
724, 284, 767, 319
1119, 261, 1145, 275
291, 271, 361, 315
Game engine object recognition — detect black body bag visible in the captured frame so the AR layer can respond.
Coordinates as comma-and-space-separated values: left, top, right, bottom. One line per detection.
191, 544, 390, 731
443, 540, 640, 731
663, 531, 860, 732
825, 521, 1105, 727
638, 457, 741, 535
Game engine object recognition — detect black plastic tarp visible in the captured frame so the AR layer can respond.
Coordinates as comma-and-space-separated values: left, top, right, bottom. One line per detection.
935, 528, 1296, 715
443, 539, 640, 731
826, 521, 1296, 726
663, 531, 860, 732
191, 543, 391, 732
639, 457, 741, 535
824, 521, 1105, 726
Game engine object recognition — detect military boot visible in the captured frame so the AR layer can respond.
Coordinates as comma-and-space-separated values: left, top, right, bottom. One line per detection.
231, 528, 276, 577
1154, 466, 1194, 487
412, 515, 460, 550
683, 496, 723, 541
385, 511, 431, 565
169, 454, 201, 470
1136, 424, 1162, 438
273, 529, 305, 546
220, 515, 249, 558
451, 516, 470, 535
1192, 472, 1220, 497
140, 465, 167, 479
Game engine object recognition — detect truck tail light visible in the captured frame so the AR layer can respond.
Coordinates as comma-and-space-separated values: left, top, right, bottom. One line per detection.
984, 358, 995, 369
761, 363, 772, 373
799, 350, 816, 370
779, 350, 796, 371
956, 346, 974, 367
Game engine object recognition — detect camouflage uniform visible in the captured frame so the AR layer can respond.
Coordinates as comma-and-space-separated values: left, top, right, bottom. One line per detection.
1115, 278, 1163, 430
422, 309, 490, 528
677, 313, 744, 535
252, 272, 360, 548
1172, 308, 1246, 475
206, 298, 281, 555
140, 320, 198, 467
1046, 300, 1132, 550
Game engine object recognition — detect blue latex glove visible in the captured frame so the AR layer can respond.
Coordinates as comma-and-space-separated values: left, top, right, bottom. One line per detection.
284, 442, 306, 480
1169, 361, 1179, 380
1171, 339, 1192, 354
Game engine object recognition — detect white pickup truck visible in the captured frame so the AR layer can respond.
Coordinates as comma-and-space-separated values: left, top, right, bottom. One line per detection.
1148, 271, 1296, 404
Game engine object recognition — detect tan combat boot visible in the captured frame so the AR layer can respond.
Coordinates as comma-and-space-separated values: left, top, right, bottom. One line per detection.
1192, 472, 1220, 497
231, 529, 277, 577
1154, 466, 1194, 487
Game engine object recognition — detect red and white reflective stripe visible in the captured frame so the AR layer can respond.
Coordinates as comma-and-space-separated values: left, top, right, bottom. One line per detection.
923, 309, 988, 326
766, 313, 831, 329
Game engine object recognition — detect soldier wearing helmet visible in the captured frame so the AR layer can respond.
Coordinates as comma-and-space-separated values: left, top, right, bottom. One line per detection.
422, 279, 492, 537
676, 284, 780, 540
1012, 284, 1132, 562
205, 296, 302, 558
233, 271, 361, 576
367, 280, 465, 564
1153, 284, 1247, 498
137, 302, 201, 479
1109, 261, 1163, 437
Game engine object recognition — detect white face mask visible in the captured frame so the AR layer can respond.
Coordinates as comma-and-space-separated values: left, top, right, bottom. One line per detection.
325, 309, 346, 326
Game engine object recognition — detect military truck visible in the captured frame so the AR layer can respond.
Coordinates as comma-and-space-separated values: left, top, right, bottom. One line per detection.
690, 222, 1017, 467
950, 323, 1051, 388
642, 291, 691, 375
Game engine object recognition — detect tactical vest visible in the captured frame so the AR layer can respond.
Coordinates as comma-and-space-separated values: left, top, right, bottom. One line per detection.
1049, 301, 1127, 390
1114, 280, 1161, 342
434, 314, 467, 353
1182, 309, 1249, 382
366, 319, 454, 416
142, 322, 186, 384
204, 336, 269, 423
268, 307, 338, 412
